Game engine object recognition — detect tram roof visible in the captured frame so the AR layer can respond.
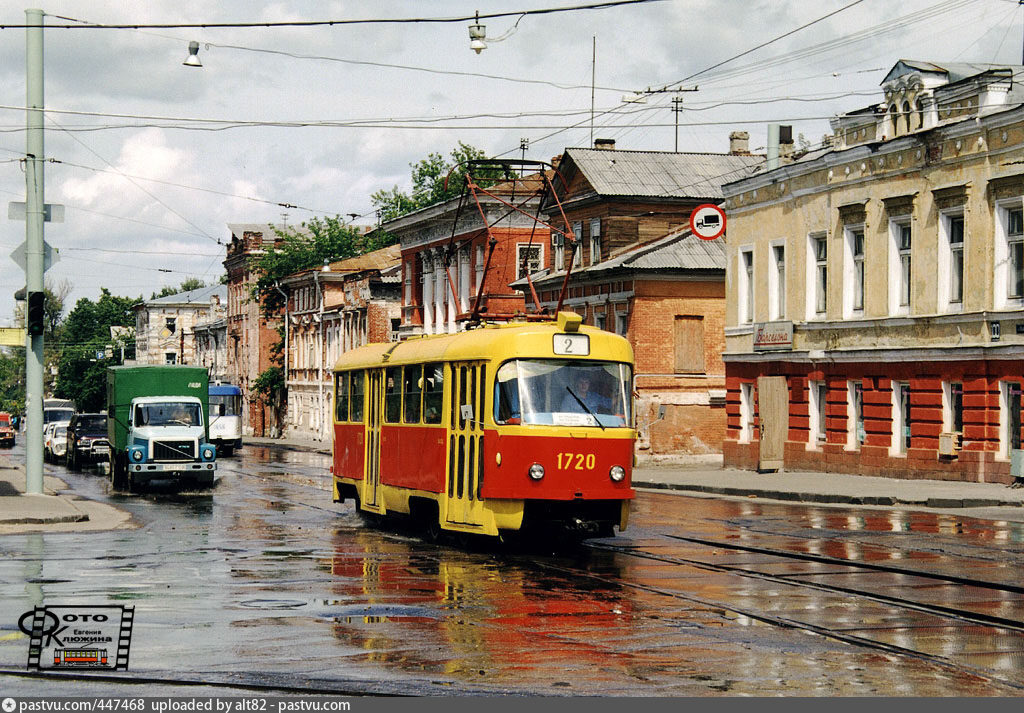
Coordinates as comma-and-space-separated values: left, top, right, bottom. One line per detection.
332, 316, 633, 371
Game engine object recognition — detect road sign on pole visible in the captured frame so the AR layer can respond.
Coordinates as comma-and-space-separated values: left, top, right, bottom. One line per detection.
689, 203, 727, 241
0, 327, 26, 347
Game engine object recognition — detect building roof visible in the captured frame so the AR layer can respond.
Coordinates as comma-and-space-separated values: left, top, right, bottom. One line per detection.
882, 60, 1019, 86
142, 284, 227, 308
511, 226, 723, 289
558, 148, 763, 201
326, 243, 401, 273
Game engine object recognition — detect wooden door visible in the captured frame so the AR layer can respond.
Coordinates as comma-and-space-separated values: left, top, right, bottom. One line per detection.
757, 375, 788, 472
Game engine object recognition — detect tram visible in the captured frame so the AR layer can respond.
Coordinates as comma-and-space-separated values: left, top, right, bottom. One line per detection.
53, 648, 108, 667
331, 311, 636, 539
208, 383, 243, 456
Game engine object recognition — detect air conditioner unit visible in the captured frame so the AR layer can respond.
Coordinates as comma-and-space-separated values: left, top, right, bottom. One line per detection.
938, 431, 961, 456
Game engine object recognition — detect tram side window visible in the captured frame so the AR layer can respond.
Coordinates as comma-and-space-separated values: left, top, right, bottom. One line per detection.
350, 370, 365, 422
494, 361, 521, 424
335, 372, 349, 422
404, 365, 422, 423
424, 363, 444, 424
385, 367, 402, 423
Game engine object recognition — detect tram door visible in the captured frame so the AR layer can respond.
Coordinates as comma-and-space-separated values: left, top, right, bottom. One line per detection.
446, 362, 487, 527
363, 369, 383, 512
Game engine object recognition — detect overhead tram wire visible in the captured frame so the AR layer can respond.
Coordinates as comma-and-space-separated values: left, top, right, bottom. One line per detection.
5, 2, 666, 29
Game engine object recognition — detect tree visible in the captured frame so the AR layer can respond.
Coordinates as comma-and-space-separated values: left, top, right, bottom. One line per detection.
370, 142, 495, 223
54, 289, 139, 412
250, 216, 391, 316
150, 278, 206, 300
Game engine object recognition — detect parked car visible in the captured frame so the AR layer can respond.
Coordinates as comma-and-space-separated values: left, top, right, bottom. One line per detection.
50, 424, 68, 462
42, 423, 56, 462
66, 413, 110, 471
0, 412, 15, 448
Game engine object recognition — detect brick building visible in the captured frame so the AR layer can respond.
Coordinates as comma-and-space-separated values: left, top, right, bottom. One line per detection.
224, 223, 285, 437
134, 284, 226, 367
722, 60, 1024, 483
381, 173, 550, 337
518, 140, 761, 454
280, 245, 401, 442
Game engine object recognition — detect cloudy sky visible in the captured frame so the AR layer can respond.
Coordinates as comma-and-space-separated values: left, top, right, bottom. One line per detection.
0, 0, 1019, 327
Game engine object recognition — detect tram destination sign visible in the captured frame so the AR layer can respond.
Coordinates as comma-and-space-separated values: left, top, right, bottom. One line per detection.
753, 321, 794, 351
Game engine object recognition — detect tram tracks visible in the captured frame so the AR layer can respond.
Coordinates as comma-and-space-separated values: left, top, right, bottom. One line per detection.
542, 534, 1024, 688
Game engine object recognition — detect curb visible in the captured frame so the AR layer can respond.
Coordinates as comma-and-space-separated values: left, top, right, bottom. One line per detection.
633, 481, 1023, 509
0, 494, 90, 525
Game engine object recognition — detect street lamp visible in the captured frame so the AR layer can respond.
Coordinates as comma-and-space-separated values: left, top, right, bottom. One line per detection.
183, 40, 202, 67
468, 12, 486, 54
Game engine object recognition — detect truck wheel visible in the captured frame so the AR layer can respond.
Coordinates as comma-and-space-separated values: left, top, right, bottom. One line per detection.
110, 453, 129, 492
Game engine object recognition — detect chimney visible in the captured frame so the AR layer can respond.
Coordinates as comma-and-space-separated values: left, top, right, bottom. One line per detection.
729, 131, 750, 155
779, 124, 795, 164
593, 138, 616, 150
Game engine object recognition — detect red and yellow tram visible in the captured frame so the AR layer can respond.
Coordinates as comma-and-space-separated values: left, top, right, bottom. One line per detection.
331, 312, 635, 538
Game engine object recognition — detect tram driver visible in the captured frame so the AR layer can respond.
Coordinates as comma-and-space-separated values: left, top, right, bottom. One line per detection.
560, 371, 612, 414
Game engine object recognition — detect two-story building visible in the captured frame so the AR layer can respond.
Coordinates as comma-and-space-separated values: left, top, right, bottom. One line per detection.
280, 245, 401, 442
134, 284, 226, 367
722, 60, 1024, 483
518, 139, 762, 454
193, 317, 228, 383
224, 223, 285, 437
382, 172, 551, 337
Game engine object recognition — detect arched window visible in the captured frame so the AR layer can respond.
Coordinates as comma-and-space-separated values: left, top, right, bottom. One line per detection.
901, 102, 911, 134
889, 104, 899, 137
913, 98, 925, 131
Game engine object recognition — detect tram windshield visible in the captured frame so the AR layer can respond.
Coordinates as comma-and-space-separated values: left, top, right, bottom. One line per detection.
210, 394, 242, 417
494, 359, 632, 428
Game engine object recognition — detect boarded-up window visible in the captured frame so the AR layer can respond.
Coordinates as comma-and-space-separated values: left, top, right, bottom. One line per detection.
674, 316, 704, 373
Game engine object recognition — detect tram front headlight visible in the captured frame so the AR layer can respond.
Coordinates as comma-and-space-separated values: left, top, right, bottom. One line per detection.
609, 465, 626, 482
528, 463, 545, 481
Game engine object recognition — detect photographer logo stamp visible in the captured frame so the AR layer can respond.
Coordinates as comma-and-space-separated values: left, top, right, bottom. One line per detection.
18, 604, 134, 670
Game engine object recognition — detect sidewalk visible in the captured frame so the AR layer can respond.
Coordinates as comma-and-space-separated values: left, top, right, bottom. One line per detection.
0, 451, 133, 533
249, 435, 1024, 511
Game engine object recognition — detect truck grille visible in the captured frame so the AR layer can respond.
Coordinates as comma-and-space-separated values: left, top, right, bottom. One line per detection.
153, 440, 196, 461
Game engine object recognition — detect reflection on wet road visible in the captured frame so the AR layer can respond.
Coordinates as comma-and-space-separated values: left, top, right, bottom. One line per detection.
0, 444, 1022, 695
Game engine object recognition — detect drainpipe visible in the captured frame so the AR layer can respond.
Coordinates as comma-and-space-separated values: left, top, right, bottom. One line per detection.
767, 123, 780, 171
314, 268, 326, 443
273, 280, 289, 436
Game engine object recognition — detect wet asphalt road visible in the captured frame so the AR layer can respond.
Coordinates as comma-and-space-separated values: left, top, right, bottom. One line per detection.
1, 444, 1024, 696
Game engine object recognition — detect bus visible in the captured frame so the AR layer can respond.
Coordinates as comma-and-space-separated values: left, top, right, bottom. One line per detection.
208, 383, 243, 456
331, 312, 635, 540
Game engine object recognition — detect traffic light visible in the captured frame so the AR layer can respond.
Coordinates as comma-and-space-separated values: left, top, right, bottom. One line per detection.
26, 290, 44, 337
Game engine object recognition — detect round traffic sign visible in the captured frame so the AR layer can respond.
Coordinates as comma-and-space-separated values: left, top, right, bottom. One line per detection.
689, 203, 726, 241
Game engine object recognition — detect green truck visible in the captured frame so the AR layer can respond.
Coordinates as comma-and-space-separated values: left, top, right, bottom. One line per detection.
106, 365, 218, 491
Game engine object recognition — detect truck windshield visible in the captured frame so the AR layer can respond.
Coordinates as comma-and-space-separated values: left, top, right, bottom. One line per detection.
134, 402, 202, 427
494, 359, 632, 428
43, 409, 75, 424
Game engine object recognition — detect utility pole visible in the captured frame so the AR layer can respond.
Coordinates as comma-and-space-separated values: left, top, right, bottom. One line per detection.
519, 137, 529, 161
672, 95, 684, 152
24, 8, 45, 494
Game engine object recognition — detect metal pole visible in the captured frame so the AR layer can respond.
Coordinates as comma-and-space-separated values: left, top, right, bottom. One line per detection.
24, 8, 44, 494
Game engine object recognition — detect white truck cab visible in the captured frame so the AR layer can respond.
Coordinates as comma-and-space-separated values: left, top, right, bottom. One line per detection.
123, 395, 216, 487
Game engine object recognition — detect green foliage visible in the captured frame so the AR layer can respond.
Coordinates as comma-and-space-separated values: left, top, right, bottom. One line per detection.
54, 289, 139, 412
370, 142, 494, 223
250, 216, 393, 316
252, 366, 284, 406
150, 278, 206, 300
0, 348, 25, 415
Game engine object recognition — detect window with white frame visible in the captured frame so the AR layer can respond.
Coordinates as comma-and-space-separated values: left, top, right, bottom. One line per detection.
807, 380, 826, 449
589, 218, 602, 265
807, 232, 827, 318
888, 219, 912, 314
1000, 380, 1022, 458
942, 380, 963, 434
891, 381, 910, 455
615, 308, 628, 335
847, 381, 864, 450
459, 248, 470, 311
572, 221, 583, 268
552, 232, 564, 271
844, 226, 865, 316
404, 260, 413, 304
739, 382, 754, 443
940, 212, 965, 310
770, 242, 786, 320
739, 248, 754, 324
996, 203, 1024, 307
475, 245, 484, 291
516, 244, 542, 279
